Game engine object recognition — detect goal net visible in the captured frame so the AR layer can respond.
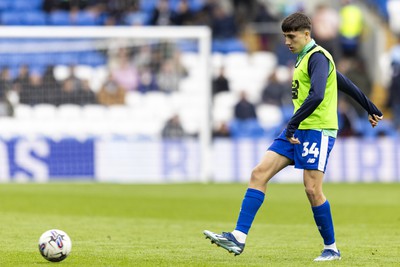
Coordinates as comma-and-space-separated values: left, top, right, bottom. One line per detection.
0, 26, 211, 183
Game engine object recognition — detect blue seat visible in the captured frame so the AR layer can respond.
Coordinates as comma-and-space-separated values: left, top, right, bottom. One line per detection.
29, 65, 46, 76
55, 52, 80, 66
74, 11, 99, 26
31, 53, 51, 67
189, 0, 204, 12
79, 51, 106, 67
0, 0, 13, 11
8, 54, 26, 67
140, 0, 157, 12
177, 40, 198, 52
48, 11, 70, 25
1, 11, 23, 25
123, 12, 150, 25
229, 119, 265, 138
12, 0, 43, 10
21, 11, 47, 25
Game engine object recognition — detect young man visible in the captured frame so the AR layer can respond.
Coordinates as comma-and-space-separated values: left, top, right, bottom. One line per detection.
203, 12, 383, 261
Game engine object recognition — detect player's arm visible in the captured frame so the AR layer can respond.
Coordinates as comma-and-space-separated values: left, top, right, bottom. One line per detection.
336, 71, 383, 127
285, 52, 328, 143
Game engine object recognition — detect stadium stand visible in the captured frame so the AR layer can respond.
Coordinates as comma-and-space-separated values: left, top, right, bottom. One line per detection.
0, 0, 397, 139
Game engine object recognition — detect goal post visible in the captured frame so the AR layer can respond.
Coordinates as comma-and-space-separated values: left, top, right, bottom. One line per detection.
0, 26, 212, 182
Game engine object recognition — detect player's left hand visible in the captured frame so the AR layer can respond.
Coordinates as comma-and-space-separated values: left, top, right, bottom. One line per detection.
368, 114, 383, 128
287, 136, 301, 144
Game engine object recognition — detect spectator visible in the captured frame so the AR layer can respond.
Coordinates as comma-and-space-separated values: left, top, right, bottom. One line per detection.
74, 80, 97, 105
386, 43, 400, 131
103, 0, 137, 25
171, 0, 194, 26
234, 91, 257, 120
162, 114, 186, 138
261, 70, 290, 107
252, 1, 280, 51
13, 65, 30, 96
110, 47, 139, 91
0, 68, 14, 116
41, 65, 61, 105
339, 0, 364, 57
97, 74, 126, 106
337, 96, 359, 137
337, 56, 372, 117
123, 2, 149, 26
211, 4, 238, 39
212, 67, 230, 96
312, 4, 341, 60
192, 0, 215, 26
138, 68, 159, 94
149, 0, 173, 26
58, 77, 80, 105
157, 59, 184, 93
0, 68, 13, 100
231, 91, 264, 138
213, 121, 231, 138
66, 65, 82, 92
19, 73, 44, 106
133, 45, 153, 70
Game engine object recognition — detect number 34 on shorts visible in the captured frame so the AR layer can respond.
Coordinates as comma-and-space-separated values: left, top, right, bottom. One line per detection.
294, 130, 336, 172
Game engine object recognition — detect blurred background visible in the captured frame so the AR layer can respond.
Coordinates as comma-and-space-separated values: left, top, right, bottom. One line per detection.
0, 0, 398, 183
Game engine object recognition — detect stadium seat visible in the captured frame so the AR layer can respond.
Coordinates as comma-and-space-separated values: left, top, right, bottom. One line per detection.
224, 52, 249, 68
1, 11, 23, 25
32, 104, 57, 120
256, 104, 284, 137
73, 11, 99, 26
0, 0, 13, 11
125, 91, 143, 108
139, 0, 158, 13
250, 51, 278, 70
79, 51, 106, 67
12, 0, 43, 11
144, 91, 173, 121
21, 11, 47, 25
229, 119, 265, 138
14, 104, 33, 120
56, 52, 80, 66
8, 54, 26, 67
189, 0, 205, 12
212, 38, 247, 53
82, 104, 106, 120
48, 11, 71, 25
123, 12, 150, 26
180, 52, 199, 70
57, 104, 82, 120
177, 40, 198, 52
30, 53, 52, 67
213, 91, 238, 124
106, 105, 130, 121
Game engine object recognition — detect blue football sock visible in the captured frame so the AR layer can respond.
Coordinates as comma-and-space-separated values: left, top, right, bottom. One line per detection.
312, 200, 335, 245
235, 188, 265, 235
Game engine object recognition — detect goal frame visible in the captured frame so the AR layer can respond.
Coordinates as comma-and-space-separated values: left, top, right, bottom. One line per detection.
0, 26, 212, 182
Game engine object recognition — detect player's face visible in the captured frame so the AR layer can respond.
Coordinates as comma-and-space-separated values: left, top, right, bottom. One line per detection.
283, 30, 310, 54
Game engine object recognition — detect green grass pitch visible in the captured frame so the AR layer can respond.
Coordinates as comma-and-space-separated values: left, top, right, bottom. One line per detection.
0, 182, 399, 266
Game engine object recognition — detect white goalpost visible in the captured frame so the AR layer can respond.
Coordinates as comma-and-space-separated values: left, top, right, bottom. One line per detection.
0, 26, 212, 183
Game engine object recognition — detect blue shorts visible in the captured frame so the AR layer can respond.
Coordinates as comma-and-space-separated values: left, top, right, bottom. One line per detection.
268, 129, 336, 172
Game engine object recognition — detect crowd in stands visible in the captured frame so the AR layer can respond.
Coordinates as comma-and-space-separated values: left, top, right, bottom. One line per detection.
0, 0, 399, 139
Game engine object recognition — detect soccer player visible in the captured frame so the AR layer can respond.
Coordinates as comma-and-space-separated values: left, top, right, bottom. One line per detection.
204, 12, 383, 261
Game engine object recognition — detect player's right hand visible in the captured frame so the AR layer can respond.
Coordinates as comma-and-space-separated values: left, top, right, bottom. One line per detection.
368, 114, 383, 128
287, 136, 301, 144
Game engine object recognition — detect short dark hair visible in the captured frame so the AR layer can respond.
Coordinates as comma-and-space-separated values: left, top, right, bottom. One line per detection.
281, 12, 312, 32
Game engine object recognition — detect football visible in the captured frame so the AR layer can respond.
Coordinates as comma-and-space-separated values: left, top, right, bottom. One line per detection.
38, 229, 72, 262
